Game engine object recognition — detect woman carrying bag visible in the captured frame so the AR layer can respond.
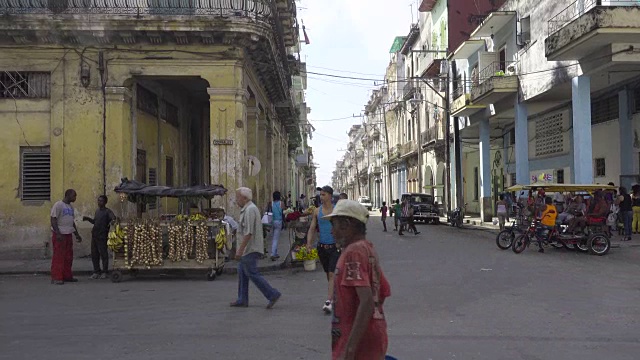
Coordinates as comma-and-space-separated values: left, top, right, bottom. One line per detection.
266, 191, 286, 261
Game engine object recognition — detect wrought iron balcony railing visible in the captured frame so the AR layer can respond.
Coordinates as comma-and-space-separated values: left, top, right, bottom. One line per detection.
548, 0, 639, 36
403, 78, 418, 100
0, 0, 273, 18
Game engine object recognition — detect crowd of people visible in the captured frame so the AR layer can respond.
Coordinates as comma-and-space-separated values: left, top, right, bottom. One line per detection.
500, 183, 640, 242
53, 183, 491, 359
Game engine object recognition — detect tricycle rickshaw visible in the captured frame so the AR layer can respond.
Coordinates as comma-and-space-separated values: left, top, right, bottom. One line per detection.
503, 183, 616, 256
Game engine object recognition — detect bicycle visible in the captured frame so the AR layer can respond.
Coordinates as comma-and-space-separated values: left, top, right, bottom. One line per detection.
496, 204, 528, 250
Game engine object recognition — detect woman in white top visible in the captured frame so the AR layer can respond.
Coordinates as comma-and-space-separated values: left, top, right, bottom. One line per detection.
496, 194, 509, 230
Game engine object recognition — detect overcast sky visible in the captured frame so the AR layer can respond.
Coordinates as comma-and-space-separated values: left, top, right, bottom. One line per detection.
300, 0, 416, 186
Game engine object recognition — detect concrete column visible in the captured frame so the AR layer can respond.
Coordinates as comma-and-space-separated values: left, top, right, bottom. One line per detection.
257, 114, 270, 208
619, 88, 634, 189
479, 117, 492, 222
246, 106, 259, 204
572, 75, 593, 183
267, 125, 275, 196
208, 87, 248, 216
514, 99, 529, 185
104, 87, 134, 217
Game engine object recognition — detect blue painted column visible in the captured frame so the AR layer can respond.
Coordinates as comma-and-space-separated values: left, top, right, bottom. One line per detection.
619, 88, 634, 189
572, 75, 593, 183
514, 99, 529, 185
479, 117, 492, 222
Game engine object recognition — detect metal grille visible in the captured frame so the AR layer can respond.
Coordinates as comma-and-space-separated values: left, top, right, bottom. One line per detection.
591, 94, 618, 125
137, 85, 158, 116
21, 147, 51, 201
161, 100, 179, 128
148, 167, 157, 209
0, 72, 50, 99
634, 87, 640, 114
0, 0, 274, 18
535, 112, 564, 157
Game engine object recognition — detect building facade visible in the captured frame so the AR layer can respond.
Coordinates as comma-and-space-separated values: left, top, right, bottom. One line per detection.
0, 0, 314, 257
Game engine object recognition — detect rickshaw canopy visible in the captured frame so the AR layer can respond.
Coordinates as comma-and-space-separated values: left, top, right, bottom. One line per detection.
505, 183, 617, 193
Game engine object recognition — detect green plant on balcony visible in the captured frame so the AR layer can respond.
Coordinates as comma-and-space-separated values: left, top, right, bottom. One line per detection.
494, 70, 505, 77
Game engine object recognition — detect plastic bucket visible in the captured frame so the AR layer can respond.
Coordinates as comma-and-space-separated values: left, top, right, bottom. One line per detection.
303, 259, 316, 271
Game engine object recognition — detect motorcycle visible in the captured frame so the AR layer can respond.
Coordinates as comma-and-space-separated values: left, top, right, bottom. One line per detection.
448, 203, 467, 228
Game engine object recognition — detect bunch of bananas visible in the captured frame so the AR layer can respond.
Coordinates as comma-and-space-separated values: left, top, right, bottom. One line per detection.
107, 224, 125, 252
189, 213, 206, 221
215, 226, 226, 251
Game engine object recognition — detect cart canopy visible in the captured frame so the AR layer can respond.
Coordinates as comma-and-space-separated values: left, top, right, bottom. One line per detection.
114, 178, 227, 198
505, 183, 617, 193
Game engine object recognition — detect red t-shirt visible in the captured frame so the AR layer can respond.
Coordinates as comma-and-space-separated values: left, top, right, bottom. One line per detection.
332, 240, 391, 360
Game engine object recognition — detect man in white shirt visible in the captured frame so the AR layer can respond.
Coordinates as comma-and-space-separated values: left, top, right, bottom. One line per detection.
50, 189, 83, 285
230, 187, 281, 309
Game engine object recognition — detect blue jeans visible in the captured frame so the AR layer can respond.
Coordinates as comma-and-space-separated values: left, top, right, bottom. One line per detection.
622, 210, 633, 237
237, 252, 280, 305
270, 220, 283, 257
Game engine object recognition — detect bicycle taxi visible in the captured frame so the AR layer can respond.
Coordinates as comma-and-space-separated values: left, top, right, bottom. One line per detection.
503, 183, 617, 256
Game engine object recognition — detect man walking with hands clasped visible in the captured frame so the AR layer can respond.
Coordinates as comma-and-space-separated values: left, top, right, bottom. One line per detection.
230, 187, 281, 309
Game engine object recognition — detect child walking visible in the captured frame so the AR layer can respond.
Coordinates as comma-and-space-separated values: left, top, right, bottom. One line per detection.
380, 201, 388, 232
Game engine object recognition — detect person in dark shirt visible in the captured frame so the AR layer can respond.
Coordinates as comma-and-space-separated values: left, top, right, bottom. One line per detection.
83, 195, 116, 279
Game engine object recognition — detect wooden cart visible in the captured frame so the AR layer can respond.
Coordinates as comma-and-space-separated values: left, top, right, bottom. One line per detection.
109, 179, 229, 282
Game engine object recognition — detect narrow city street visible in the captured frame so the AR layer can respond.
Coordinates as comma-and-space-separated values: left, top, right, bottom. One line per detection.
2, 216, 640, 360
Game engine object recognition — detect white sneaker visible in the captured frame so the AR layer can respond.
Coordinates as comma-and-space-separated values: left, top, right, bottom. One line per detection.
90, 273, 99, 280
99, 273, 108, 280
322, 300, 332, 314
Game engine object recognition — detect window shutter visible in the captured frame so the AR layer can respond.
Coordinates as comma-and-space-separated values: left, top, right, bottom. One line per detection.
21, 147, 51, 201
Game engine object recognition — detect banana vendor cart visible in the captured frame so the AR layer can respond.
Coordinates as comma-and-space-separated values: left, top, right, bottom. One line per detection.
108, 178, 232, 282
284, 206, 315, 266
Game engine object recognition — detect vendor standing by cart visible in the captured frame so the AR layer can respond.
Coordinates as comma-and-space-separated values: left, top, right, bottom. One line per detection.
83, 195, 116, 279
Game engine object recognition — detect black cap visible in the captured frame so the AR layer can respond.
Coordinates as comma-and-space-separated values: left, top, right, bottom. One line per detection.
320, 185, 334, 195
316, 187, 322, 191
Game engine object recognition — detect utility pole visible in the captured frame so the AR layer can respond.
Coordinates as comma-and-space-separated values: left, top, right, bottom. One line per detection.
412, 48, 451, 211
411, 91, 423, 193
382, 105, 394, 204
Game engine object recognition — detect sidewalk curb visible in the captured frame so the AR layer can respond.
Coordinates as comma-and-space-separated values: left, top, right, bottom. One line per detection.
0, 260, 291, 277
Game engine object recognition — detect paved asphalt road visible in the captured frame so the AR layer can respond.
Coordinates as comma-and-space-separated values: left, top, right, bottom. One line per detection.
2, 216, 640, 360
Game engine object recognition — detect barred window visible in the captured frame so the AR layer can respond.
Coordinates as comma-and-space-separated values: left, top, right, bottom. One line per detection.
634, 87, 640, 114
535, 112, 564, 157
591, 95, 618, 125
1, 72, 50, 99
161, 101, 179, 128
137, 85, 158, 116
21, 147, 51, 201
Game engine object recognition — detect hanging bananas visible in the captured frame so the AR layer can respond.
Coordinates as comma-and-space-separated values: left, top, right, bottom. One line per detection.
107, 224, 125, 252
215, 226, 226, 251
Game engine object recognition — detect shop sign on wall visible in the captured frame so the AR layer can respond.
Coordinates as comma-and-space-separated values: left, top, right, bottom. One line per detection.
531, 172, 553, 183
213, 139, 234, 145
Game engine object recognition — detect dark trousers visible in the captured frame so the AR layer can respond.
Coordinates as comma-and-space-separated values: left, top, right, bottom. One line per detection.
51, 232, 73, 281
382, 216, 387, 231
91, 237, 109, 273
399, 217, 417, 234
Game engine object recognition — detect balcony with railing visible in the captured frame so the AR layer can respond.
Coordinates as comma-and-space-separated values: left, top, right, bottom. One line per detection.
400, 141, 418, 157
450, 80, 486, 117
403, 78, 418, 100
420, 121, 446, 147
546, 0, 640, 61
470, 61, 518, 104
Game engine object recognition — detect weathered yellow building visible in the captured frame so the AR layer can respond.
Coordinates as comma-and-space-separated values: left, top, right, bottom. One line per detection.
0, 0, 307, 258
